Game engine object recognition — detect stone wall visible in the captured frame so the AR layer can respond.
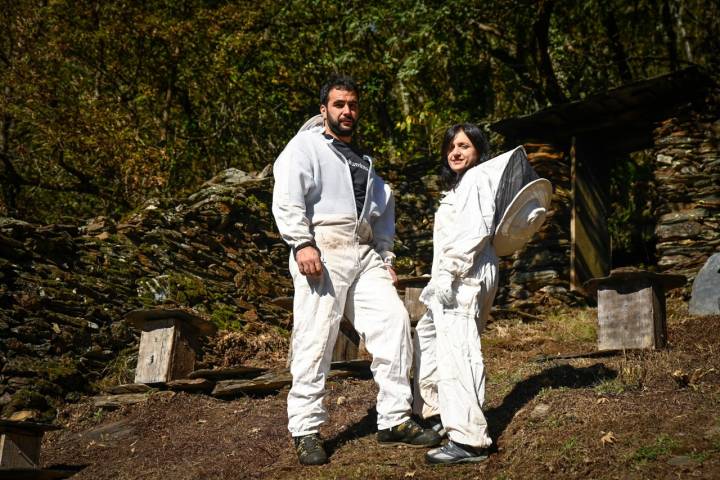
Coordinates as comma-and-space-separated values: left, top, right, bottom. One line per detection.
653, 93, 720, 284
0, 169, 293, 420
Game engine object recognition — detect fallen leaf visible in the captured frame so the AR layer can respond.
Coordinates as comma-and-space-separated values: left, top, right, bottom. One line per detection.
600, 431, 616, 446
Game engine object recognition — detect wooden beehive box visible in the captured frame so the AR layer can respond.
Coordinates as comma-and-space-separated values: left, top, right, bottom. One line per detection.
0, 420, 59, 469
585, 269, 685, 351
125, 308, 218, 384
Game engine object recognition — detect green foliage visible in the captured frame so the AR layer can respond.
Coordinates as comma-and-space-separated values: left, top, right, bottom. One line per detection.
210, 302, 243, 330
631, 434, 678, 463
1, 0, 719, 222
607, 151, 657, 267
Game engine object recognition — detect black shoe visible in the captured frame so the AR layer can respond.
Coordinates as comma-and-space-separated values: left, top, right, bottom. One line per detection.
293, 433, 328, 465
426, 440, 489, 465
422, 415, 447, 438
377, 418, 442, 448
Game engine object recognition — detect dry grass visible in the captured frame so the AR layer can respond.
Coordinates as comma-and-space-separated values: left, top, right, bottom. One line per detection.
44, 300, 720, 479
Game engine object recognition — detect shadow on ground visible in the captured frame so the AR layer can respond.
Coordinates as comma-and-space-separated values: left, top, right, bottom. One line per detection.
325, 407, 378, 455
486, 363, 616, 444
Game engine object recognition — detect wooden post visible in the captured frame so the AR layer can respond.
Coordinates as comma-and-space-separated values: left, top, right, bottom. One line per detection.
585, 269, 685, 351
0, 420, 59, 469
332, 318, 361, 362
397, 276, 431, 327
125, 308, 218, 384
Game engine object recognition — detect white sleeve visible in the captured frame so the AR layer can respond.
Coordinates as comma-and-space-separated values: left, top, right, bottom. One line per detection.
438, 174, 495, 278
271, 139, 316, 249
371, 184, 396, 262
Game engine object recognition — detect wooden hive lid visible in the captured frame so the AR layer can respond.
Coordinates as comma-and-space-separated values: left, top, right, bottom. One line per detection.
584, 267, 686, 297
124, 308, 218, 336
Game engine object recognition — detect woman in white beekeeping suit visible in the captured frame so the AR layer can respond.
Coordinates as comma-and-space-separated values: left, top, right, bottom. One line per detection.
413, 122, 498, 464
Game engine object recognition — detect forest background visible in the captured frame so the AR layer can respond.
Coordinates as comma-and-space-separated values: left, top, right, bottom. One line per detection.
1, 0, 719, 225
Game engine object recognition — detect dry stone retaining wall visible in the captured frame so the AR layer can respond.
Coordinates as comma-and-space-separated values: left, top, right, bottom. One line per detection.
653, 94, 720, 283
0, 169, 293, 420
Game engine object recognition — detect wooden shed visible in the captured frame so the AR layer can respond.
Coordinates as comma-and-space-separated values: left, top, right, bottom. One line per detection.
490, 66, 718, 305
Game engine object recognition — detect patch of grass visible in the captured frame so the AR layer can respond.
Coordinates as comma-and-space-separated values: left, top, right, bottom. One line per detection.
617, 357, 647, 390
561, 437, 578, 455
712, 437, 720, 452
594, 356, 646, 394
594, 377, 626, 395
543, 307, 597, 344
93, 348, 137, 392
631, 434, 678, 463
689, 450, 711, 463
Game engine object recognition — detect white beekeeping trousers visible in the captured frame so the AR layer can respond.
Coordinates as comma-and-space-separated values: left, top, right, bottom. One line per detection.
287, 220, 413, 436
412, 253, 497, 448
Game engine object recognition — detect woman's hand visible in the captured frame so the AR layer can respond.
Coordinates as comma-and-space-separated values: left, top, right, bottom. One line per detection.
436, 272, 456, 307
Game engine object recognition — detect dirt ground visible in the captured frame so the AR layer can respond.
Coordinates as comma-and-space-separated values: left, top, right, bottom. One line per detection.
42, 299, 720, 479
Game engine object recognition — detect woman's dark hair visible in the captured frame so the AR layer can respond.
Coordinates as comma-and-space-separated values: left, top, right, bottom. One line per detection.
439, 123, 490, 190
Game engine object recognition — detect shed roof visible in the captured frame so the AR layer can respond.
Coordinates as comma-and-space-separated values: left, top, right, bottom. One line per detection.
491, 66, 715, 152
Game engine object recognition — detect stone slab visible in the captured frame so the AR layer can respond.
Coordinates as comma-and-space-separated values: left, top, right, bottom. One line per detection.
689, 253, 720, 315
165, 378, 215, 392
212, 369, 355, 397
188, 366, 266, 381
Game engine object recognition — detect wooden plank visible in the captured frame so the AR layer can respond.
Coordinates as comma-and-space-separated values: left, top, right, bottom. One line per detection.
134, 319, 176, 384
169, 325, 197, 381
0, 467, 83, 480
0, 421, 59, 434
125, 308, 217, 336
571, 141, 610, 292
0, 432, 40, 468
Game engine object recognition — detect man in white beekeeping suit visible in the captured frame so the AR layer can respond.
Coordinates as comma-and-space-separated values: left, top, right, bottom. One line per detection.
272, 75, 441, 466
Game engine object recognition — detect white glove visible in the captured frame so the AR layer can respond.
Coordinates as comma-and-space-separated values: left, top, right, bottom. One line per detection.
435, 272, 456, 307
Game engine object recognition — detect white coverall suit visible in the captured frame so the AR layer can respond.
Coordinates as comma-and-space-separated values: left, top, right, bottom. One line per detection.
272, 127, 413, 437
412, 164, 499, 448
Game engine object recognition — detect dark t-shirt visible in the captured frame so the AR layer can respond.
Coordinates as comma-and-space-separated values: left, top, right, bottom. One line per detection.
325, 134, 370, 217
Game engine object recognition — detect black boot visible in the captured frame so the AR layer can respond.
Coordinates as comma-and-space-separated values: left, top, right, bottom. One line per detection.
377, 418, 442, 448
293, 433, 328, 465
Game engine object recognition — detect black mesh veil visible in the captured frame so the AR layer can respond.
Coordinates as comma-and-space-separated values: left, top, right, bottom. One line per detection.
491, 148, 539, 231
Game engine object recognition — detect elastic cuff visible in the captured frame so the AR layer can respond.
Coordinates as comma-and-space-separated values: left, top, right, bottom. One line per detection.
292, 240, 315, 256
379, 251, 396, 265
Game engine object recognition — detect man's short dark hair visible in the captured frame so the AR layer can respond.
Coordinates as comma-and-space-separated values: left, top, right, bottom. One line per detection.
320, 75, 359, 106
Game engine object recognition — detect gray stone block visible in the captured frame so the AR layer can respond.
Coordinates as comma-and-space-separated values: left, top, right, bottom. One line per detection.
689, 253, 720, 315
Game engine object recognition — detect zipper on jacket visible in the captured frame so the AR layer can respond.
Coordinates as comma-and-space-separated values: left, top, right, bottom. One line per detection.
325, 140, 372, 234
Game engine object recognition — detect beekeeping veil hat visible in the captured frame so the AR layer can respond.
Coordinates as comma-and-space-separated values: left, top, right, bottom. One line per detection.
475, 146, 552, 256
298, 114, 324, 133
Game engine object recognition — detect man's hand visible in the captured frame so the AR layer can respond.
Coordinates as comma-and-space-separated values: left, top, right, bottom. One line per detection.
295, 245, 323, 278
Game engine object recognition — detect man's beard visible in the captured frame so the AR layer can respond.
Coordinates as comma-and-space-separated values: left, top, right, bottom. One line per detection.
327, 114, 355, 139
